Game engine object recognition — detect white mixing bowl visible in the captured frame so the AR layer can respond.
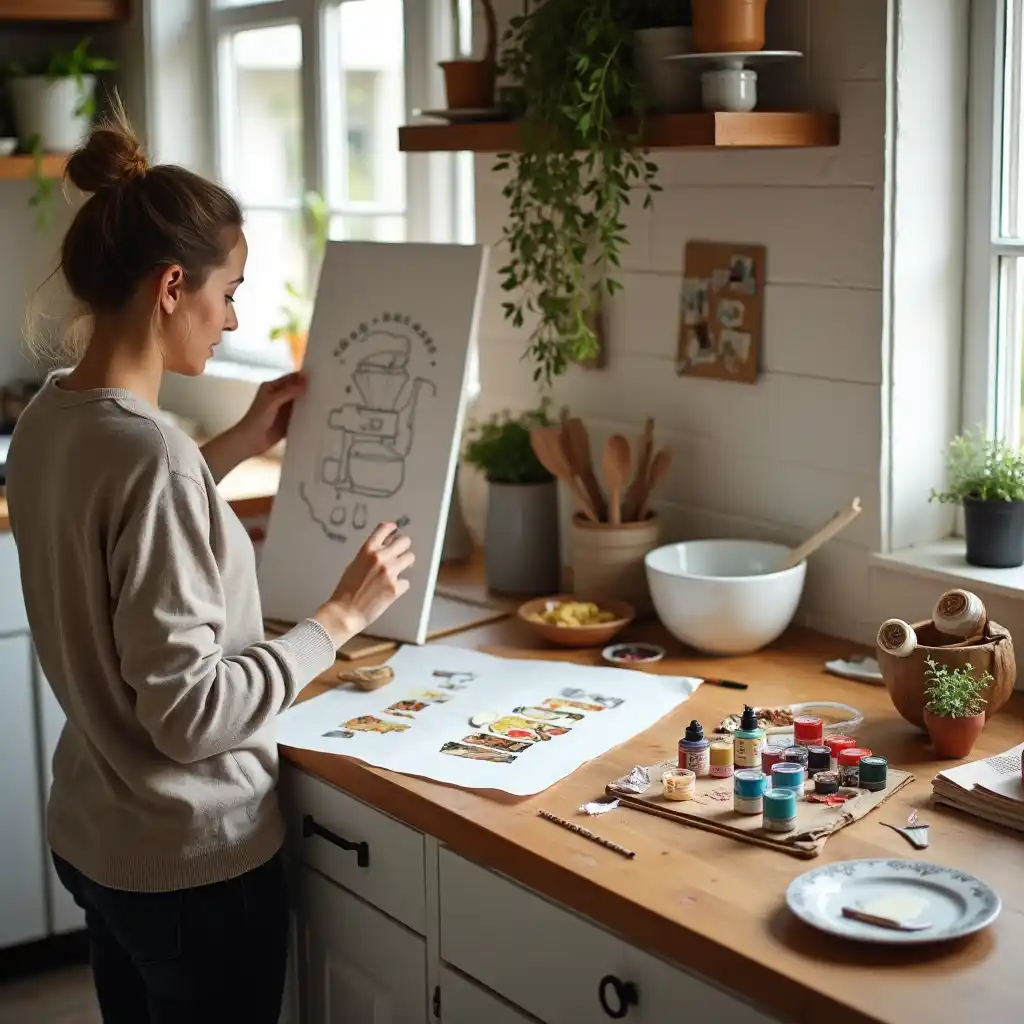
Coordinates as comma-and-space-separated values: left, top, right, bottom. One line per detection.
645, 540, 806, 655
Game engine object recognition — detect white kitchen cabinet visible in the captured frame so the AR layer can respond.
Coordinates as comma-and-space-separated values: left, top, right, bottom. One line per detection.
293, 863, 428, 1024
33, 656, 85, 934
439, 966, 539, 1024
0, 632, 47, 949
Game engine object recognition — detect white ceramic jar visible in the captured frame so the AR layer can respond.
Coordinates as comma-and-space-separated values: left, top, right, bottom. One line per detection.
700, 68, 757, 112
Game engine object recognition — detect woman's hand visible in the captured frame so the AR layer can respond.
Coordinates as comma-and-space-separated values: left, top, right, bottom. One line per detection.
236, 372, 307, 457
314, 523, 416, 647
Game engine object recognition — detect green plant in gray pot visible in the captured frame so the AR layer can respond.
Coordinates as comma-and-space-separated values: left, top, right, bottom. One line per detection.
930, 428, 1024, 568
463, 401, 562, 596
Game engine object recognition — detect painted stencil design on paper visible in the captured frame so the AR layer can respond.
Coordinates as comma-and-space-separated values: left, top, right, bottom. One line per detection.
299, 314, 438, 541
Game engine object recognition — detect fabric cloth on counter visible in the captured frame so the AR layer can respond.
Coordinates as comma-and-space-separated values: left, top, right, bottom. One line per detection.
6, 374, 337, 892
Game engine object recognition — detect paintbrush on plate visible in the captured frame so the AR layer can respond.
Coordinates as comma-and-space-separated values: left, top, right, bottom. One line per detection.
841, 907, 933, 932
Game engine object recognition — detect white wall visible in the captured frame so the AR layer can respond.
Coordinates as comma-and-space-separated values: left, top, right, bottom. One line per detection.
466, 0, 889, 644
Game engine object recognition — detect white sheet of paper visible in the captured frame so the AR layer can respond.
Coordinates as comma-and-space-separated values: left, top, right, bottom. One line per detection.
258, 241, 489, 644
275, 645, 701, 796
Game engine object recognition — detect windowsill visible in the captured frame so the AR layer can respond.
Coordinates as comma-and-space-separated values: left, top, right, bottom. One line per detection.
871, 540, 1024, 600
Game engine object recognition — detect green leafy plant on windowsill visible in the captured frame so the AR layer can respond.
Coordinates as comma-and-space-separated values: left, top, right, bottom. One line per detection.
496, 0, 662, 387
929, 428, 1024, 504
463, 399, 563, 485
923, 657, 990, 719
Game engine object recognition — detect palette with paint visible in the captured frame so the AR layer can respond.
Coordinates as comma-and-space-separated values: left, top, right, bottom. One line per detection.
715, 701, 863, 739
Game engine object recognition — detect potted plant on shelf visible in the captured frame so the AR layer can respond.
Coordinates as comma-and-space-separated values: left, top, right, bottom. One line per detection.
440, 0, 499, 110
930, 428, 1024, 568
463, 400, 562, 595
922, 656, 990, 759
495, 0, 662, 386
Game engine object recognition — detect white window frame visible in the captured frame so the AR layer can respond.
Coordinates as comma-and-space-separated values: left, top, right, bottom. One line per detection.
963, 0, 1024, 442
200, 0, 468, 368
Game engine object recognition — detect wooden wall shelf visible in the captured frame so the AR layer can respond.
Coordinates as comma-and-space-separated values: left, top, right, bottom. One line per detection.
0, 155, 67, 181
0, 0, 128, 20
399, 111, 839, 153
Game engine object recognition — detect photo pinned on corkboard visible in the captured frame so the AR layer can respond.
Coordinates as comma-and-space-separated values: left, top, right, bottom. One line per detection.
677, 241, 766, 384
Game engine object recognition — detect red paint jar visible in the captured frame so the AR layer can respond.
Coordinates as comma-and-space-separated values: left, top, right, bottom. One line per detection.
824, 735, 857, 770
837, 747, 873, 787
760, 742, 787, 774
793, 715, 823, 747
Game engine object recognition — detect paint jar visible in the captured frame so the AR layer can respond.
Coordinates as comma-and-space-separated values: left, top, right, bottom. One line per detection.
771, 761, 806, 799
710, 740, 735, 778
762, 789, 797, 833
858, 755, 888, 792
838, 747, 873, 788
663, 767, 696, 801
679, 720, 711, 777
813, 770, 839, 795
733, 769, 768, 814
793, 715, 823, 747
733, 704, 765, 769
824, 735, 858, 772
805, 745, 831, 774
780, 746, 809, 769
761, 742, 787, 774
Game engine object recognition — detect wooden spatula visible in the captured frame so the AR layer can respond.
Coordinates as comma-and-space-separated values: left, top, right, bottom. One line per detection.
562, 418, 607, 520
602, 435, 631, 526
530, 426, 599, 522
636, 447, 671, 521
622, 417, 654, 521
777, 497, 862, 571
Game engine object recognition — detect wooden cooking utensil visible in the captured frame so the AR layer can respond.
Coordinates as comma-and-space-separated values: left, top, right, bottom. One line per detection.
622, 417, 654, 522
530, 426, 599, 522
602, 435, 631, 526
562, 418, 607, 521
636, 447, 671, 521
777, 497, 862, 571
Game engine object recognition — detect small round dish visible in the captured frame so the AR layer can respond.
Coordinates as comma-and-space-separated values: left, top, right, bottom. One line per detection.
518, 595, 634, 648
0, 138, 18, 158
602, 642, 666, 669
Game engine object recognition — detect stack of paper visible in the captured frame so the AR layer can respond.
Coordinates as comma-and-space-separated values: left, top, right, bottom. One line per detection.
931, 742, 1024, 832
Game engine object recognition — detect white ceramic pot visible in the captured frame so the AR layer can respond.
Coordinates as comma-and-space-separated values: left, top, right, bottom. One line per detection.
645, 539, 806, 655
11, 75, 96, 153
634, 26, 701, 113
701, 68, 757, 112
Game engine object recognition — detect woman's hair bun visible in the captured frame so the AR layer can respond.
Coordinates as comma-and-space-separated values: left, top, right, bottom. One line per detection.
64, 96, 148, 195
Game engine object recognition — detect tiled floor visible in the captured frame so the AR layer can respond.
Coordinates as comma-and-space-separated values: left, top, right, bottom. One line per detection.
0, 965, 100, 1024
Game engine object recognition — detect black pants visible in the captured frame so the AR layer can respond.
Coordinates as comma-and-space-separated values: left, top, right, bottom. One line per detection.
52, 850, 290, 1024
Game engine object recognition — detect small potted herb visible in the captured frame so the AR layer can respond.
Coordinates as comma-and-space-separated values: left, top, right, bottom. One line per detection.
463, 401, 562, 595
439, 0, 499, 110
922, 657, 990, 759
930, 429, 1024, 568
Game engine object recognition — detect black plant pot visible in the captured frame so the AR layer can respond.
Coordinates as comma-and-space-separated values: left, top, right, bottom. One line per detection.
963, 496, 1024, 568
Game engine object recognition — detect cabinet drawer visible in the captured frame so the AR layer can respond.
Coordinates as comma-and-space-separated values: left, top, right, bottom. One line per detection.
439, 849, 776, 1024
279, 763, 426, 934
440, 965, 538, 1024
0, 535, 28, 634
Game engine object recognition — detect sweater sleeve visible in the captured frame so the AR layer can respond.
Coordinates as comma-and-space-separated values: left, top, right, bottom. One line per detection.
109, 468, 338, 764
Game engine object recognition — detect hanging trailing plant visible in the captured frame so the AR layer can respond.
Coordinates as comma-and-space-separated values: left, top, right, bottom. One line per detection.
496, 0, 662, 386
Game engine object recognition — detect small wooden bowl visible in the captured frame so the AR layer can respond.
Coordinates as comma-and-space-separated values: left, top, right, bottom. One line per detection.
517, 595, 635, 648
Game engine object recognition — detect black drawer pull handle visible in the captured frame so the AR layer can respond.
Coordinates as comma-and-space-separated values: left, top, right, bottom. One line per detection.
598, 975, 638, 1018
301, 814, 370, 868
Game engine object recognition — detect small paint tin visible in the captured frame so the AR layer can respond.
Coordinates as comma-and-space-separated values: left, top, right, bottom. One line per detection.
813, 770, 839, 795
805, 745, 831, 774
858, 755, 888, 791
762, 789, 797, 832
602, 642, 666, 669
793, 715, 823, 747
663, 768, 696, 801
771, 761, 806, 799
781, 745, 809, 768
709, 740, 735, 778
733, 769, 768, 814
760, 742, 787, 774
837, 747, 873, 788
824, 735, 857, 771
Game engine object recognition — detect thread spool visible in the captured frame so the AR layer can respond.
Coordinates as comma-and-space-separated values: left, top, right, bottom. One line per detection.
663, 767, 696, 801
877, 618, 917, 657
771, 761, 806, 799
763, 789, 797, 832
932, 589, 987, 639
734, 769, 768, 814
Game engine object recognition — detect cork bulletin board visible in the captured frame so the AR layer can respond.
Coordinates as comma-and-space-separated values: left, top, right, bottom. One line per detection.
677, 241, 766, 384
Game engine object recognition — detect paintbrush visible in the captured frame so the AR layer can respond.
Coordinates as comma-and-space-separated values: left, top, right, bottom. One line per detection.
700, 677, 749, 690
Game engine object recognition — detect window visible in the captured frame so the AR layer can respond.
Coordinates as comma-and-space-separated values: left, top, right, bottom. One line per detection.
204, 0, 471, 369
965, 0, 1024, 443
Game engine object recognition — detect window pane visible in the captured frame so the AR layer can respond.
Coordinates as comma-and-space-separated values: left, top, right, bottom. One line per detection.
218, 24, 303, 204
329, 215, 406, 242
1002, 0, 1024, 237
214, 0, 278, 7
324, 0, 406, 211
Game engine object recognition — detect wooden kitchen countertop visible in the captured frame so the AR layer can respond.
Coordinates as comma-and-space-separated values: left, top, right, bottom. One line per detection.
0, 455, 281, 531
283, 567, 1024, 1024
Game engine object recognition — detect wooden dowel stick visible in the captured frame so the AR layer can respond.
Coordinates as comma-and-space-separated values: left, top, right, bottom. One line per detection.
537, 809, 636, 859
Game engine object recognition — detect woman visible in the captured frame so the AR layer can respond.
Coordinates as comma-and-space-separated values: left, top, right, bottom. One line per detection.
6, 104, 414, 1023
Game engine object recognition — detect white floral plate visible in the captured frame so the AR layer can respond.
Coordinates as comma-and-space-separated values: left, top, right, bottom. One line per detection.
786, 858, 1001, 944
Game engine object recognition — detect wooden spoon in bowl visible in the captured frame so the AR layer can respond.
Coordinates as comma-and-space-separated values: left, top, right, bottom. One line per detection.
636, 447, 671, 521
530, 426, 599, 522
562, 418, 607, 521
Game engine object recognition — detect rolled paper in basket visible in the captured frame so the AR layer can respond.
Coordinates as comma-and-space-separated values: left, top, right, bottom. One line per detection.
877, 618, 916, 658
932, 588, 987, 640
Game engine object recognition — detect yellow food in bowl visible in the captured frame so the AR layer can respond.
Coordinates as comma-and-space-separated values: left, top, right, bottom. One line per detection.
528, 601, 619, 628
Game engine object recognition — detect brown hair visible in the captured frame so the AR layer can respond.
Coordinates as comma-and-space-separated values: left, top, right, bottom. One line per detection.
32, 95, 243, 362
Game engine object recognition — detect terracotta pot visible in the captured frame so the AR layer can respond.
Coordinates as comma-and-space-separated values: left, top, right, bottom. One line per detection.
286, 330, 307, 370
439, 60, 496, 109
877, 619, 1016, 730
923, 708, 986, 759
692, 0, 767, 53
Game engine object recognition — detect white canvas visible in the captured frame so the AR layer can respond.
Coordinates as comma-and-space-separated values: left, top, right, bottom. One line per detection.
258, 241, 489, 643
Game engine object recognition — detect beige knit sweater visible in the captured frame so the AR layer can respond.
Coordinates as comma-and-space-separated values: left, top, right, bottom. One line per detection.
6, 375, 337, 892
